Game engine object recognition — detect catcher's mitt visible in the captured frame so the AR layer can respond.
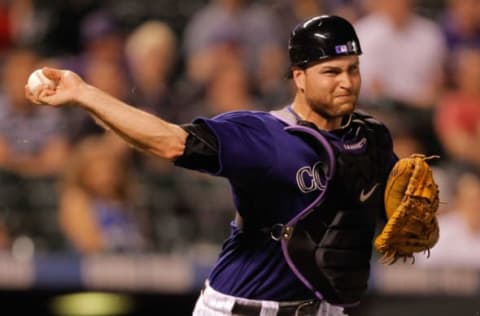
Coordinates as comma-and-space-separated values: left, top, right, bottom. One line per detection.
374, 154, 440, 264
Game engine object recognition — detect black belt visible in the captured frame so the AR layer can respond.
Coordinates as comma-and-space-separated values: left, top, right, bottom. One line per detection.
231, 299, 320, 316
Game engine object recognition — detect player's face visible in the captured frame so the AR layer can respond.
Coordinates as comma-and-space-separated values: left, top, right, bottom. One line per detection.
298, 55, 361, 119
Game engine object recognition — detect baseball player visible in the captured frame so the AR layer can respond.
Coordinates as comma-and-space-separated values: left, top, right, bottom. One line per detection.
26, 15, 439, 316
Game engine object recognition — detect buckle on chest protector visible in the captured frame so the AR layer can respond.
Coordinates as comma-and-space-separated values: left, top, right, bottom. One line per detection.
270, 224, 294, 241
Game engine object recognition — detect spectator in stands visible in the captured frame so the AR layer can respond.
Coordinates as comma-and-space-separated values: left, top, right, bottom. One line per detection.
66, 58, 131, 144
355, 0, 447, 109
0, 47, 70, 177
438, 0, 480, 87
367, 108, 424, 159
254, 36, 292, 110
270, 0, 326, 47
369, 106, 452, 213
77, 9, 125, 67
0, 47, 71, 244
124, 20, 178, 120
439, 0, 480, 53
182, 0, 284, 87
419, 168, 480, 268
58, 135, 150, 253
175, 53, 259, 122
434, 46, 480, 169
327, 0, 365, 22
60, 9, 130, 144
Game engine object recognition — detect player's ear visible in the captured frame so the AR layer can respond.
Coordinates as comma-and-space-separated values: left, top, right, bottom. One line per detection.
292, 68, 306, 92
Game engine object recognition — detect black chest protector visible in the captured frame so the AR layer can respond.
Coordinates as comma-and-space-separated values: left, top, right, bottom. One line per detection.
277, 112, 394, 306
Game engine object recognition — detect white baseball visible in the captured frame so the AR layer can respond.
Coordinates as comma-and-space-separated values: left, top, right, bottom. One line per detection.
27, 69, 55, 94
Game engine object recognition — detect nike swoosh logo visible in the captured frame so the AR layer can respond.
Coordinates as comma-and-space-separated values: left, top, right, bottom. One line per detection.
360, 183, 380, 202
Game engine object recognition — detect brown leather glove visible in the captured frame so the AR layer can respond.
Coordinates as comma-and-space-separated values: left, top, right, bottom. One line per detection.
374, 154, 440, 264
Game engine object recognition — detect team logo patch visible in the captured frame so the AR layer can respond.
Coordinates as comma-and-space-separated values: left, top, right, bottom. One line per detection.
296, 161, 328, 193
335, 41, 358, 54
335, 45, 348, 54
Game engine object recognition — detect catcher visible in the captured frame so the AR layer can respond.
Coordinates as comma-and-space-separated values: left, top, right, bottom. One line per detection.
26, 15, 439, 316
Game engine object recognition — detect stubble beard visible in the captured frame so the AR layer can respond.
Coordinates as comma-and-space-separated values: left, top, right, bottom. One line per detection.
306, 96, 356, 120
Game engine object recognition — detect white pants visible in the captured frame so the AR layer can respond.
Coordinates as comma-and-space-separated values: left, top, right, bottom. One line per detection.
192, 281, 348, 316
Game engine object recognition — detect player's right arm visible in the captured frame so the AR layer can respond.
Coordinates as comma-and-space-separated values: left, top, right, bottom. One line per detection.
25, 67, 187, 160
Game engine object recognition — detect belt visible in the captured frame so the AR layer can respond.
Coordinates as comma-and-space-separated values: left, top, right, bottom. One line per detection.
231, 299, 320, 316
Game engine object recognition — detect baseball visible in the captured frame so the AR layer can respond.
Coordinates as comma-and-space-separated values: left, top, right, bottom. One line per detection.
27, 69, 55, 94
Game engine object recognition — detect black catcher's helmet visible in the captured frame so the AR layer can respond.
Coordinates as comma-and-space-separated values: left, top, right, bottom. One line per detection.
288, 15, 362, 71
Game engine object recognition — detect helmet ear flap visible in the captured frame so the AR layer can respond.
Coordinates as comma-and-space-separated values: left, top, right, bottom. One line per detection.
288, 15, 362, 69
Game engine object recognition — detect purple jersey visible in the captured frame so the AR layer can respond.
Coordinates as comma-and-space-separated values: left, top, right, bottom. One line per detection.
176, 108, 397, 301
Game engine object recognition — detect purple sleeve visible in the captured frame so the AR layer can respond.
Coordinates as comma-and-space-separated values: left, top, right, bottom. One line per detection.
189, 112, 276, 179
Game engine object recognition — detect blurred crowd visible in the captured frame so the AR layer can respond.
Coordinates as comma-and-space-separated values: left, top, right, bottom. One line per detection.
0, 0, 478, 271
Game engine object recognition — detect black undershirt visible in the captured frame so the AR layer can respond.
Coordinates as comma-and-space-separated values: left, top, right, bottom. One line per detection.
174, 122, 219, 172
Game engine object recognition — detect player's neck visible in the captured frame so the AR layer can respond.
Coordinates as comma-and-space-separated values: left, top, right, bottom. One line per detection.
291, 99, 343, 131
